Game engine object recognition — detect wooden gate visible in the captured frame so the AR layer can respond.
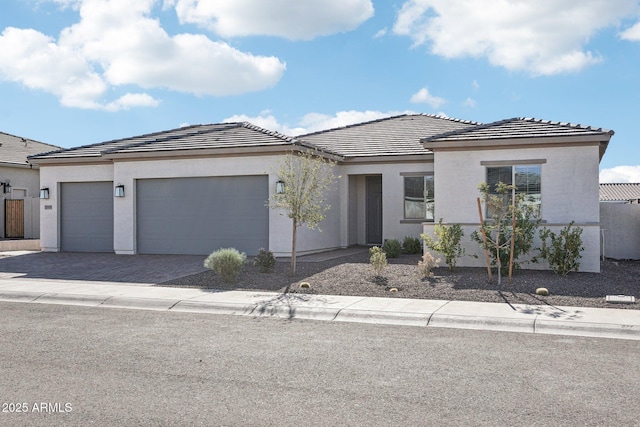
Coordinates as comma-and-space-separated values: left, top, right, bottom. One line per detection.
5, 199, 24, 238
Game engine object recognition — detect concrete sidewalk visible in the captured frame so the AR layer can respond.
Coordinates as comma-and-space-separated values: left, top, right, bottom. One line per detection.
0, 278, 639, 341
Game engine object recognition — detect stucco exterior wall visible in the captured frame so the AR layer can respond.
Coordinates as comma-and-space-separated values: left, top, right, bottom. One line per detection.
422, 223, 601, 273
426, 144, 603, 272
38, 155, 344, 257
600, 202, 640, 260
340, 160, 434, 246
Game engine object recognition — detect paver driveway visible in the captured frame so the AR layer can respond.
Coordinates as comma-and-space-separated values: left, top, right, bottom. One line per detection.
0, 252, 207, 284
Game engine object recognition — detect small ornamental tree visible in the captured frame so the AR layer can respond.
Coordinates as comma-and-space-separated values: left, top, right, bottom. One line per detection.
472, 182, 540, 285
270, 149, 339, 276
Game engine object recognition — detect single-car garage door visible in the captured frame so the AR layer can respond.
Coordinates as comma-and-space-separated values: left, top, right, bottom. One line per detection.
136, 176, 269, 255
60, 182, 114, 252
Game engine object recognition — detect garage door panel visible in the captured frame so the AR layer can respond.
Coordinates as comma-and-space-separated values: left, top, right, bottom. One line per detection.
136, 176, 268, 255
61, 182, 114, 252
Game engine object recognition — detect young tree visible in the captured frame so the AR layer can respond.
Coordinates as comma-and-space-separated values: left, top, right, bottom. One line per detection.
471, 182, 540, 285
270, 149, 339, 275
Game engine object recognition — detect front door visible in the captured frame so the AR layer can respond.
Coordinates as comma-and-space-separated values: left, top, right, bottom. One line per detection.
366, 176, 382, 245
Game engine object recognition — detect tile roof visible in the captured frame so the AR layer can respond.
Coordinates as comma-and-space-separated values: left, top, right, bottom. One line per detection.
29, 122, 301, 160
0, 132, 60, 166
599, 183, 640, 202
422, 117, 614, 143
298, 114, 479, 158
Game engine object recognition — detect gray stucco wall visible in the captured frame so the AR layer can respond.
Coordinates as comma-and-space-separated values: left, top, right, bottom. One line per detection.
600, 203, 640, 260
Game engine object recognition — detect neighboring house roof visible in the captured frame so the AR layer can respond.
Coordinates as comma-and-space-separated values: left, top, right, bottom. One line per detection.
0, 131, 60, 168
599, 183, 640, 202
29, 122, 323, 163
298, 114, 479, 158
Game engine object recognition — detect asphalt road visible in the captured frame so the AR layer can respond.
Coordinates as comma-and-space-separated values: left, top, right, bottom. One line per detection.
1, 302, 639, 426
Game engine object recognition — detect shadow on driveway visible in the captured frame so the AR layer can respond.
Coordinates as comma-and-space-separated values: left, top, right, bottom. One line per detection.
0, 252, 207, 284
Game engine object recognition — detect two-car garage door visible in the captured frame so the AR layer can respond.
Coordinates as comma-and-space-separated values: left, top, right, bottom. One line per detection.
136, 176, 269, 255
59, 176, 269, 255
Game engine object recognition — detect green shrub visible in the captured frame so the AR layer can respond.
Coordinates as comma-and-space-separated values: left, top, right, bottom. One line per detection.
369, 246, 387, 276
421, 220, 465, 272
253, 248, 276, 273
382, 239, 401, 258
204, 248, 246, 283
402, 236, 422, 254
536, 222, 584, 276
418, 251, 441, 279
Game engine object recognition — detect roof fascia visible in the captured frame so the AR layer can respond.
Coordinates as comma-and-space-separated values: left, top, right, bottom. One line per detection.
342, 154, 433, 164
423, 135, 610, 151
28, 156, 110, 166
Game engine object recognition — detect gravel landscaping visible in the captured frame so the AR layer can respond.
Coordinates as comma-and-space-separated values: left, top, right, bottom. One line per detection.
160, 249, 640, 310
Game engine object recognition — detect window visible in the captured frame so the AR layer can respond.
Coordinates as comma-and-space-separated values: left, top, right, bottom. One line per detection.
486, 165, 541, 217
404, 175, 434, 220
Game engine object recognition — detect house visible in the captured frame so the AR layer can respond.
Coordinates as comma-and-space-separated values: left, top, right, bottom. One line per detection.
600, 183, 640, 204
599, 183, 640, 260
28, 114, 613, 272
0, 132, 59, 240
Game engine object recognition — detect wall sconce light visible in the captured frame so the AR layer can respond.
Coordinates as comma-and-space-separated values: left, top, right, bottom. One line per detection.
40, 187, 50, 199
114, 184, 125, 198
275, 179, 285, 194
2, 180, 11, 194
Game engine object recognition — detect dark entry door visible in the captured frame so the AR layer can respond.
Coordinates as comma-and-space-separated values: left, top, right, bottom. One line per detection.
366, 176, 382, 244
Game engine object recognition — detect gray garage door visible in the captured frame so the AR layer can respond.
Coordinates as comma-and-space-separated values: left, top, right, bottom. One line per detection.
60, 182, 114, 252
136, 176, 269, 255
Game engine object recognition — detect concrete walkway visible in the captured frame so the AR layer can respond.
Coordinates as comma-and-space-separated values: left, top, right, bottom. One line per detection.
0, 275, 639, 341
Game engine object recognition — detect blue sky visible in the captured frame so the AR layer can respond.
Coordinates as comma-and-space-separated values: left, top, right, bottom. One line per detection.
1, 0, 639, 182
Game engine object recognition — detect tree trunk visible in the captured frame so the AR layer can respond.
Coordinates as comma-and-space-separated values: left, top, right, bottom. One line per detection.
290, 218, 298, 276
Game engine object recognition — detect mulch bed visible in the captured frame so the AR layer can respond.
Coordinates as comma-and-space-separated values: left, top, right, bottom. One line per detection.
159, 251, 640, 310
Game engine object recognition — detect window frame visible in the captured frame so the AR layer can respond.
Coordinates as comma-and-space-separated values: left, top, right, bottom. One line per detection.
402, 173, 435, 222
484, 162, 543, 219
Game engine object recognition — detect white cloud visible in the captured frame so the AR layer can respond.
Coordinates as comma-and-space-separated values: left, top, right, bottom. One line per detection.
374, 27, 388, 39
104, 93, 160, 112
410, 87, 446, 108
393, 0, 638, 76
224, 111, 307, 136
472, 80, 480, 91
620, 21, 640, 40
600, 165, 640, 183
224, 110, 415, 136
0, 0, 286, 110
462, 97, 477, 108
170, 0, 374, 40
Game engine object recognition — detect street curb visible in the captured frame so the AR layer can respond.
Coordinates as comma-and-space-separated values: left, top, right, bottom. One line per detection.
35, 293, 110, 307
0, 291, 43, 302
429, 313, 536, 334
535, 319, 640, 340
101, 296, 181, 311
334, 309, 431, 326
2, 291, 640, 341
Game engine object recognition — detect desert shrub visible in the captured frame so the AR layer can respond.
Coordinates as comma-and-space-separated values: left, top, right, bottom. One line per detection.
382, 239, 401, 258
536, 222, 584, 276
421, 220, 465, 271
418, 252, 441, 279
369, 246, 387, 276
402, 236, 422, 254
253, 248, 276, 273
204, 248, 246, 283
